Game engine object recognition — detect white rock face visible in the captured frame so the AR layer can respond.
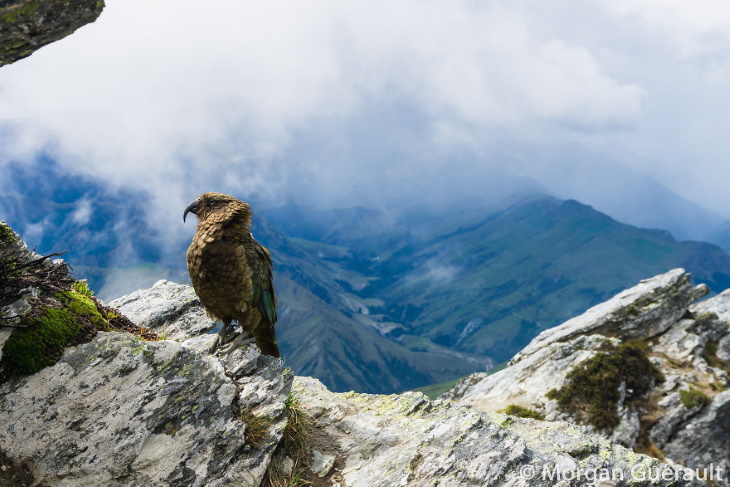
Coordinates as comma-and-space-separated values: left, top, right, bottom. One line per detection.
294, 376, 702, 486
110, 279, 215, 345
450, 268, 730, 486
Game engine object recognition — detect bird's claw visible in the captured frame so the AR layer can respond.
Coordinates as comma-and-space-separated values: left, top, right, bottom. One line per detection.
209, 324, 255, 355
216, 333, 256, 355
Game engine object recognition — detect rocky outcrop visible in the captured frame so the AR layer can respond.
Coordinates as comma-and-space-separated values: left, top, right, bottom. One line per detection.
294, 376, 701, 486
450, 268, 730, 486
0, 0, 104, 67
113, 279, 712, 486
1, 225, 291, 487
0, 333, 290, 487
1, 224, 719, 486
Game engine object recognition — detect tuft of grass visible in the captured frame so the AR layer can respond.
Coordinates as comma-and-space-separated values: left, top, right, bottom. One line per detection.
262, 392, 314, 487
281, 392, 309, 462
242, 408, 274, 446
679, 388, 711, 410
500, 404, 544, 420
546, 340, 664, 432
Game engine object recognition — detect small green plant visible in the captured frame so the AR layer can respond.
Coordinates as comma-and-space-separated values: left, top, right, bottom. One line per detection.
0, 222, 16, 245
72, 280, 94, 297
679, 388, 710, 409
546, 340, 664, 432
501, 404, 544, 420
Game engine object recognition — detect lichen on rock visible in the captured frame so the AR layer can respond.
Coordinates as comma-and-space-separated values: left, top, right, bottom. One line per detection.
0, 332, 290, 486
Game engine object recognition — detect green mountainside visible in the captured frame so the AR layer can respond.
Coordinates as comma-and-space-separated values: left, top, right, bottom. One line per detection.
371, 197, 730, 361
264, 194, 730, 376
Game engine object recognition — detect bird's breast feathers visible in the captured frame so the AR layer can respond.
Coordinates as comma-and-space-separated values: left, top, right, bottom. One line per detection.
187, 232, 254, 314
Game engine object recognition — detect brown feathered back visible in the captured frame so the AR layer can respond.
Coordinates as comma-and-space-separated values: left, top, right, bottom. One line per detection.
184, 192, 279, 357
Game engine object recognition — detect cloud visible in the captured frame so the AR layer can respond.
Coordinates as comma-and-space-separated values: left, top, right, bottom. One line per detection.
599, 0, 730, 57
2, 0, 730, 239
71, 198, 92, 225
0, 2, 642, 203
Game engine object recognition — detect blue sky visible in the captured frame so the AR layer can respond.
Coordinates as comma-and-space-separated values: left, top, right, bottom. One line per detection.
2, 0, 730, 236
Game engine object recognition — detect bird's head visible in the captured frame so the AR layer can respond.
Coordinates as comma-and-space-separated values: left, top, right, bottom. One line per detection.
184, 192, 252, 225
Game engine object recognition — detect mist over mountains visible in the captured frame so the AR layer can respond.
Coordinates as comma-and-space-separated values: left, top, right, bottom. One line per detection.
4, 157, 730, 393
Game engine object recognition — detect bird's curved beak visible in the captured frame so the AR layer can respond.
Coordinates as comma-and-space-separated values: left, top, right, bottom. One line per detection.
183, 200, 199, 222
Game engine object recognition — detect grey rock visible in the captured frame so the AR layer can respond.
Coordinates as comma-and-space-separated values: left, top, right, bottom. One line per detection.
452, 268, 730, 486
295, 376, 701, 486
311, 450, 336, 477
110, 279, 215, 344
650, 393, 696, 446
511, 268, 705, 364
456, 332, 617, 416
0, 333, 284, 486
0, 332, 290, 486
662, 390, 730, 484
692, 289, 730, 322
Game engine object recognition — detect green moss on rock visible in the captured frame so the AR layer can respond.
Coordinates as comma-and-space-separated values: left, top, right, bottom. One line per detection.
2, 306, 82, 374
1, 290, 110, 374
546, 340, 664, 431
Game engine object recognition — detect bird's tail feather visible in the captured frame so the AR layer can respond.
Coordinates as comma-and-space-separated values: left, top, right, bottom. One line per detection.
255, 335, 280, 358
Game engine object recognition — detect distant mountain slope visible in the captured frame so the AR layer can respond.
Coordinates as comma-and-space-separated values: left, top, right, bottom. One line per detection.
705, 220, 730, 253
253, 217, 493, 393
276, 276, 491, 393
371, 197, 730, 362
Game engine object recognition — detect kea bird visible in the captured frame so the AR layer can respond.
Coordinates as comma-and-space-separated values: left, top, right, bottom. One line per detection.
184, 192, 280, 357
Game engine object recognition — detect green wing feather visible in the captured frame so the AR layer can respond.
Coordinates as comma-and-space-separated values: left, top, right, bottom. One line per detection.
253, 243, 277, 325
260, 288, 277, 325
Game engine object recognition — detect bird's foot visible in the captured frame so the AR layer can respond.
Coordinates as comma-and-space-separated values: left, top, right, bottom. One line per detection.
214, 330, 256, 355
209, 322, 234, 354
208, 334, 222, 354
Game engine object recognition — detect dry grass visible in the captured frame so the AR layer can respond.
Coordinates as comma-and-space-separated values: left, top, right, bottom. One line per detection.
262, 392, 314, 487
